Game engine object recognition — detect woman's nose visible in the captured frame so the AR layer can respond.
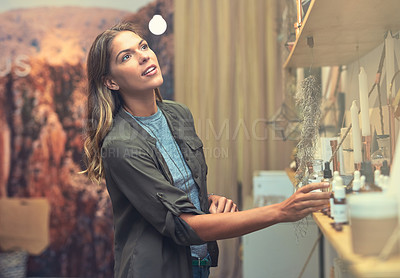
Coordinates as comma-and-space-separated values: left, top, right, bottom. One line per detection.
138, 53, 150, 64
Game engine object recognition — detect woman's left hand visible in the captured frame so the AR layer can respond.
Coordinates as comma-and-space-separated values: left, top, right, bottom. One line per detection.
208, 194, 239, 213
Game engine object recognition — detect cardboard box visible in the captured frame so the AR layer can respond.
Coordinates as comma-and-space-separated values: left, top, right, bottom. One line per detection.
0, 198, 50, 255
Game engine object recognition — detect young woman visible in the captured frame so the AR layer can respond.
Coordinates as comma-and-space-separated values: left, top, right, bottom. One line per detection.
83, 22, 330, 278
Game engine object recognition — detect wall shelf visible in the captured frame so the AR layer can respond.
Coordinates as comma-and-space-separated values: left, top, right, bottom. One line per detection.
284, 0, 400, 68
313, 212, 400, 278
286, 169, 400, 277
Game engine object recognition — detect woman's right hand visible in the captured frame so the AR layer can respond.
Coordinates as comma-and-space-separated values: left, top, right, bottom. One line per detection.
276, 182, 330, 223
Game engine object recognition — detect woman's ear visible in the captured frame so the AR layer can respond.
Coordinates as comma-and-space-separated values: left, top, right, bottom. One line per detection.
103, 76, 120, 91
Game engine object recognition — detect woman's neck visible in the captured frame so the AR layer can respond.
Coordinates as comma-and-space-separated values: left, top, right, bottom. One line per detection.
122, 92, 157, 117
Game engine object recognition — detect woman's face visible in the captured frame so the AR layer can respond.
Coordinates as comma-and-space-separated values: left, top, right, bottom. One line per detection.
107, 31, 163, 95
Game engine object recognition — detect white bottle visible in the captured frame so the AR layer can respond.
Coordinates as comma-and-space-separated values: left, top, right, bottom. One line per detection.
374, 169, 381, 187
333, 176, 348, 224
330, 171, 339, 219
380, 175, 390, 192
360, 175, 366, 190
352, 170, 361, 193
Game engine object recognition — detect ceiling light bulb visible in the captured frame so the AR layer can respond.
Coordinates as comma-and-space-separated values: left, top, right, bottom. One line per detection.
149, 14, 167, 35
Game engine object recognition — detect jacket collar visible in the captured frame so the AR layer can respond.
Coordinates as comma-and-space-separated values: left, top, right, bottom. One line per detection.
117, 106, 157, 145
116, 101, 179, 145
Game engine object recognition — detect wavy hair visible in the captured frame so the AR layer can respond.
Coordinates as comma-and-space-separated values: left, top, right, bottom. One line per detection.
82, 22, 163, 183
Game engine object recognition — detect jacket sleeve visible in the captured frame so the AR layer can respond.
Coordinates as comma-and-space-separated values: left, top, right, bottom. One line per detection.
102, 140, 205, 246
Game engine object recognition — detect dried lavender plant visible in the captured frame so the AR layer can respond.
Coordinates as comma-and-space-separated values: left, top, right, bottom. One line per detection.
295, 75, 322, 186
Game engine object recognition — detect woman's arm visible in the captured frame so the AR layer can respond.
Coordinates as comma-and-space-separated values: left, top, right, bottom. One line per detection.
180, 182, 330, 241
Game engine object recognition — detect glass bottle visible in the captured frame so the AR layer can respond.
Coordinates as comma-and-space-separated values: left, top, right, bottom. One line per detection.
380, 176, 390, 192
321, 162, 333, 215
329, 171, 340, 219
371, 135, 390, 170
322, 162, 332, 192
360, 175, 366, 189
333, 176, 348, 224
381, 160, 390, 176
352, 170, 361, 194
308, 159, 324, 184
360, 161, 382, 192
374, 169, 381, 188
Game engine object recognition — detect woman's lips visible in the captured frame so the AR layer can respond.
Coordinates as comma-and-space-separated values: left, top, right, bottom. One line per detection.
142, 65, 157, 76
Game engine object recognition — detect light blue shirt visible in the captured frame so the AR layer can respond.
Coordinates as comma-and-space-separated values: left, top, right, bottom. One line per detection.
125, 107, 208, 259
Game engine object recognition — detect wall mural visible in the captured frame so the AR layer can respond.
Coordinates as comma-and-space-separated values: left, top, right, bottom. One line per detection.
0, 0, 174, 276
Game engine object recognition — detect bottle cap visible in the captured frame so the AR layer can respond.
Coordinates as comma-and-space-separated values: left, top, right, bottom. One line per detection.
323, 162, 332, 178
334, 176, 345, 198
333, 171, 339, 178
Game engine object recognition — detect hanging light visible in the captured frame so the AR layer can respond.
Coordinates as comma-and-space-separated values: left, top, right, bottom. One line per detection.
149, 14, 167, 35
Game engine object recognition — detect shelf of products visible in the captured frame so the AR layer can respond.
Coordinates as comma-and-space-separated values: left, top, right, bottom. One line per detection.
286, 168, 400, 277
313, 212, 400, 278
284, 0, 400, 68
283, 1, 400, 276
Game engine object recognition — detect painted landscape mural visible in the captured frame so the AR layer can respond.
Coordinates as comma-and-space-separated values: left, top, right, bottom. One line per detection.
0, 0, 173, 276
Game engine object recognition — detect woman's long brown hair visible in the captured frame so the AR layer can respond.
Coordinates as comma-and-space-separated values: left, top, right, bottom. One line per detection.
82, 22, 162, 183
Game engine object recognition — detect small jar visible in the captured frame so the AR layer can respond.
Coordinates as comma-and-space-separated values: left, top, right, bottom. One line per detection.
308, 159, 324, 184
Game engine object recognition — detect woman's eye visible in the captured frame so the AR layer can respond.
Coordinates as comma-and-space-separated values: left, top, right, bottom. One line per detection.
141, 44, 148, 50
122, 54, 131, 62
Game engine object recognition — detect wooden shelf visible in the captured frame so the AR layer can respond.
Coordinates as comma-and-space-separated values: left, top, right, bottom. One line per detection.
313, 212, 400, 278
284, 0, 400, 68
285, 170, 400, 277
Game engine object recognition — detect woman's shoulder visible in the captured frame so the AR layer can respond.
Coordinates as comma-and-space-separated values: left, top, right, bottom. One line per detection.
159, 99, 189, 110
101, 111, 143, 150
158, 100, 192, 118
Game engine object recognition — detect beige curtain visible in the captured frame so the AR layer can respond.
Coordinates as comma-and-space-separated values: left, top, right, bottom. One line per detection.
174, 1, 294, 277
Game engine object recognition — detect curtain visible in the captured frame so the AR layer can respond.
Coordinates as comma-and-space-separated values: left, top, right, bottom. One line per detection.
174, 1, 295, 277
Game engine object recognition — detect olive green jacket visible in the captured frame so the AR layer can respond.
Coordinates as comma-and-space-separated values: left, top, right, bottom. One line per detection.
102, 100, 218, 278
